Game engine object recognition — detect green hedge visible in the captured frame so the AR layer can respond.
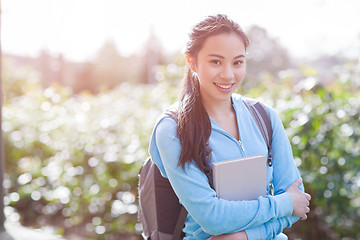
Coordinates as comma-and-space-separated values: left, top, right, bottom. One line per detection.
245, 62, 360, 239
3, 80, 178, 239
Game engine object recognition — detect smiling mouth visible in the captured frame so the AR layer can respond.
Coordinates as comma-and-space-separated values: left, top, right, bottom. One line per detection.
214, 83, 233, 89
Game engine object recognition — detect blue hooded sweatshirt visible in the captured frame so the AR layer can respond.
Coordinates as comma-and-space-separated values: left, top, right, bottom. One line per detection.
149, 94, 302, 240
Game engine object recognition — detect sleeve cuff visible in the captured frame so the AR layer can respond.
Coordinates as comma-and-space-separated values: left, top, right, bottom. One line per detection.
274, 192, 293, 218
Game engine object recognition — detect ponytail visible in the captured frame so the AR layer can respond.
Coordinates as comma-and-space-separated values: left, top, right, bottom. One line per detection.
169, 68, 212, 177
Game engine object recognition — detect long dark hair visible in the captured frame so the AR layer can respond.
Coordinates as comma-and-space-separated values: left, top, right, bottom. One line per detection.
172, 14, 249, 175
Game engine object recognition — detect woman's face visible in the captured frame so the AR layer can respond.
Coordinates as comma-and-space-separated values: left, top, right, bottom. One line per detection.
191, 32, 246, 105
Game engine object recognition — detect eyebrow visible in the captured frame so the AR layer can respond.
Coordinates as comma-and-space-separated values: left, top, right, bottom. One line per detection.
208, 54, 245, 59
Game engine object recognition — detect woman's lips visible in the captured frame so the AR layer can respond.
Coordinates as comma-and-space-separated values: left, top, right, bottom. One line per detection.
214, 82, 234, 92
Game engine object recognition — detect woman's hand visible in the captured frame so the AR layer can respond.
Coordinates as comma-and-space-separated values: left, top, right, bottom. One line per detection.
207, 231, 248, 240
285, 178, 311, 220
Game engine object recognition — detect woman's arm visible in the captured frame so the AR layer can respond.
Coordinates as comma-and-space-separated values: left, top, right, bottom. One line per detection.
212, 179, 310, 240
240, 106, 312, 239
268, 105, 311, 220
208, 180, 309, 240
150, 116, 294, 236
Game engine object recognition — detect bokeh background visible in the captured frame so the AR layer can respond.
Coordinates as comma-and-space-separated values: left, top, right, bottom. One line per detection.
1, 0, 360, 239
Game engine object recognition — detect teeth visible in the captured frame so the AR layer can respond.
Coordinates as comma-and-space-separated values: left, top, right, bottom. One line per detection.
215, 83, 232, 89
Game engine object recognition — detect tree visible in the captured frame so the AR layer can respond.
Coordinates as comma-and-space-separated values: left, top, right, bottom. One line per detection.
92, 40, 130, 89
244, 26, 293, 90
139, 27, 167, 84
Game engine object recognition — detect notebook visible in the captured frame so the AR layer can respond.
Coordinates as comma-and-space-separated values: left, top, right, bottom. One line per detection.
212, 154, 267, 201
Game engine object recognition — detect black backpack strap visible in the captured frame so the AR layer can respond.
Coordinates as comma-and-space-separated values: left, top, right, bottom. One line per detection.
172, 206, 187, 240
243, 98, 273, 167
171, 171, 213, 240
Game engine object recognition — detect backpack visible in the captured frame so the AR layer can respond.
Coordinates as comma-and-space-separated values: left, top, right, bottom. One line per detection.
138, 98, 273, 240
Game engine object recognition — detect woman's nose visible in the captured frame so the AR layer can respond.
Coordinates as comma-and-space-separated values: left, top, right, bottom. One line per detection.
219, 65, 234, 80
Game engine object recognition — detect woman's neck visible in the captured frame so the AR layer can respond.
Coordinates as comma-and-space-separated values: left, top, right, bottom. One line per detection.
201, 96, 234, 120
202, 95, 239, 140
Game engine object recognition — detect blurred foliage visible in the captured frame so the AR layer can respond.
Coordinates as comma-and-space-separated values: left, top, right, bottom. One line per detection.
2, 54, 360, 239
240, 61, 360, 239
2, 65, 179, 239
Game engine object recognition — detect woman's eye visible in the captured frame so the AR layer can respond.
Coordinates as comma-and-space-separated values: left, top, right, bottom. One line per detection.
210, 60, 221, 65
234, 60, 244, 66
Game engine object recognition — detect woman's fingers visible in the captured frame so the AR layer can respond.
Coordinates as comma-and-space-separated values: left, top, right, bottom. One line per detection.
286, 178, 313, 219
300, 206, 311, 220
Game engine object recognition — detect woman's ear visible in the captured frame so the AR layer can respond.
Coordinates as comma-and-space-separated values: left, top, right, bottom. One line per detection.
186, 55, 197, 73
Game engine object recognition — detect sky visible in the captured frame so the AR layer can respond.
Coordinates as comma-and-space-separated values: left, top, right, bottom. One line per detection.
2, 0, 360, 62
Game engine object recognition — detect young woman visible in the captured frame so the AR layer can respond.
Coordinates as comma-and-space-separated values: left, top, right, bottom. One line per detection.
149, 14, 311, 240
